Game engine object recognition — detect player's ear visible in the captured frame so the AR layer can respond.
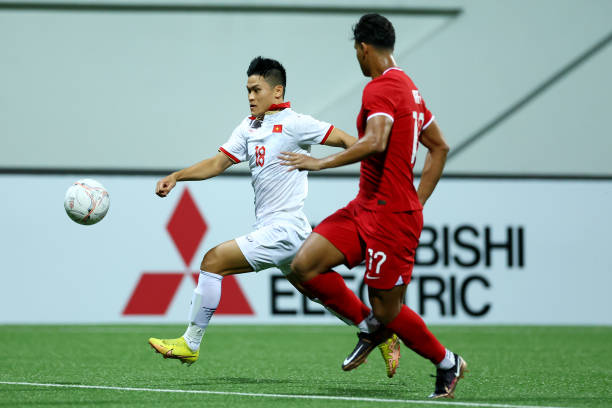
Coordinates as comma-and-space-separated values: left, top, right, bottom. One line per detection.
273, 84, 284, 99
359, 42, 368, 55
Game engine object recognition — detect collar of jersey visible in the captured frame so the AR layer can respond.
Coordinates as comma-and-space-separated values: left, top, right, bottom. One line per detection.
268, 102, 291, 110
381, 67, 403, 76
249, 101, 292, 121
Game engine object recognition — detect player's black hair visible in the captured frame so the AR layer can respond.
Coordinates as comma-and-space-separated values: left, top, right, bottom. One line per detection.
352, 13, 395, 50
247, 56, 287, 96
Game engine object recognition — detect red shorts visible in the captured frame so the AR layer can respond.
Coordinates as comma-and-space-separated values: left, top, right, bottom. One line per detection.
314, 200, 423, 289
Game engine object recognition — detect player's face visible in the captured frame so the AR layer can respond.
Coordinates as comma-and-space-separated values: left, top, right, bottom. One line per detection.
246, 75, 280, 117
354, 42, 370, 76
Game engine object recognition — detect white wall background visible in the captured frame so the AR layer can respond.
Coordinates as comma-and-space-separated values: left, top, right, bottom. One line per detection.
1, 0, 611, 175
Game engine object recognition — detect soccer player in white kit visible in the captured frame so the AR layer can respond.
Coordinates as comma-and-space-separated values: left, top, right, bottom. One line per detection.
148, 57, 398, 373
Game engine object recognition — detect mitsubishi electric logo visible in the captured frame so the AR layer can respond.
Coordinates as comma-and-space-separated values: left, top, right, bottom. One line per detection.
122, 187, 254, 316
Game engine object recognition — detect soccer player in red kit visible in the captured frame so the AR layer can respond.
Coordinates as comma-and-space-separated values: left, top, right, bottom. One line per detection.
280, 14, 466, 399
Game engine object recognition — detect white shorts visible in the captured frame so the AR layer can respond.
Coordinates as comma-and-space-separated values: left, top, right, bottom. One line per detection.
235, 219, 310, 276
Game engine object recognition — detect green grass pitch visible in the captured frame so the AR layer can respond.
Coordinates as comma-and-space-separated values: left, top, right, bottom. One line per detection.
0, 325, 610, 407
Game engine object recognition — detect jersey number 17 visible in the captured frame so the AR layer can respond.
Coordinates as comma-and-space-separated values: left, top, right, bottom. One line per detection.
411, 111, 425, 166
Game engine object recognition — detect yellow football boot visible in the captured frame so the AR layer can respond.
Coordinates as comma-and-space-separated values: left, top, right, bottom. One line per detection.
148, 336, 199, 366
378, 334, 401, 378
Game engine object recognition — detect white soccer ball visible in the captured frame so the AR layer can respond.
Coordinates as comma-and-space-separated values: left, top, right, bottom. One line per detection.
64, 178, 110, 225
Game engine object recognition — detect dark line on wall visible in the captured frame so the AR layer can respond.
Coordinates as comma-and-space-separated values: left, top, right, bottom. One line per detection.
0, 2, 462, 16
0, 167, 184, 177
1, 167, 611, 181
439, 173, 612, 181
447, 30, 612, 161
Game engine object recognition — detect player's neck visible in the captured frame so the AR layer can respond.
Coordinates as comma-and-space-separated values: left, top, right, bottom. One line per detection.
253, 100, 288, 120
264, 100, 290, 116
369, 54, 397, 79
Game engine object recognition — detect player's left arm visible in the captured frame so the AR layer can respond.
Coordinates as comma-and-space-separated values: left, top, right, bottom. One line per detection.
417, 120, 450, 205
322, 127, 357, 149
280, 116, 391, 171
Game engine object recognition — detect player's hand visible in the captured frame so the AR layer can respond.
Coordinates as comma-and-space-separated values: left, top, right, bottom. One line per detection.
156, 175, 177, 197
279, 152, 323, 171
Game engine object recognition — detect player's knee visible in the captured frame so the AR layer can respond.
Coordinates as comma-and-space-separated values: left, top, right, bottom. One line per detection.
372, 306, 392, 325
200, 248, 223, 275
289, 252, 310, 282
372, 303, 401, 325
370, 295, 402, 325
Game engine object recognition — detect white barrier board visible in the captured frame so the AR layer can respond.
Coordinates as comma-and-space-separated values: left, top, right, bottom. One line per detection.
0, 175, 610, 324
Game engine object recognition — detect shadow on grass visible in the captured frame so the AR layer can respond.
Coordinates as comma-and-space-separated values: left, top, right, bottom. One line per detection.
180, 376, 417, 399
182, 376, 298, 386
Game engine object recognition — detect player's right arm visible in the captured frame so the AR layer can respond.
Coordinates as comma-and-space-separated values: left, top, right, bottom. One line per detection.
280, 115, 391, 171
155, 152, 234, 197
323, 128, 357, 149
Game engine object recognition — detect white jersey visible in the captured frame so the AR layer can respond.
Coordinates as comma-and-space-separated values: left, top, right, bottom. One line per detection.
219, 104, 333, 228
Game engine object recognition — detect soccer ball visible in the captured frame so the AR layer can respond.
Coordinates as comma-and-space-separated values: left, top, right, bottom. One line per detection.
64, 179, 110, 225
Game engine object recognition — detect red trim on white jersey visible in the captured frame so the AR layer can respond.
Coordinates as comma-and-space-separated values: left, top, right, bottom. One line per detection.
219, 147, 240, 163
320, 125, 334, 145
268, 102, 291, 110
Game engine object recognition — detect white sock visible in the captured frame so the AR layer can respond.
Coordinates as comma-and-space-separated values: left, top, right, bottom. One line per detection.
357, 319, 370, 333
437, 348, 455, 370
357, 312, 381, 334
365, 312, 381, 333
183, 271, 222, 352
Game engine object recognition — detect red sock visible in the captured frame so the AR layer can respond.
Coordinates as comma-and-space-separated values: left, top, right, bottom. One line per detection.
302, 271, 370, 325
387, 305, 446, 364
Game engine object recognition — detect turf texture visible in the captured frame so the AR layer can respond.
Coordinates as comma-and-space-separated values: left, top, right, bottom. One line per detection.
0, 325, 610, 407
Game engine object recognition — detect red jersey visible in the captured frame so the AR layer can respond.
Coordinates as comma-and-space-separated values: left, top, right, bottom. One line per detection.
354, 67, 434, 212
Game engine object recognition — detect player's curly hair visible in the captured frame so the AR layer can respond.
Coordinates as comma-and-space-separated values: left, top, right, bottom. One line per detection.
352, 13, 395, 50
247, 56, 287, 96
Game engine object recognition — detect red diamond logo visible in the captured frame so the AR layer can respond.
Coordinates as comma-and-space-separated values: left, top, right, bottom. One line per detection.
123, 186, 254, 316
122, 273, 184, 315
166, 188, 207, 268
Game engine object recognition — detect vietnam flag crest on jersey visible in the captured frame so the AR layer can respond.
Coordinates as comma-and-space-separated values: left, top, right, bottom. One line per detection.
273, 124, 283, 133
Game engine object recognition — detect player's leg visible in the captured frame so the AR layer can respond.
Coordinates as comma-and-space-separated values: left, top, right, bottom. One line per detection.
291, 204, 404, 373
181, 240, 253, 351
355, 209, 465, 397
339, 208, 415, 371
271, 219, 367, 328
370, 285, 466, 399
290, 231, 345, 280
337, 286, 406, 375
291, 232, 373, 330
281, 266, 357, 327
369, 284, 445, 359
292, 232, 398, 373
149, 239, 252, 364
186, 221, 363, 343
342, 280, 446, 373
